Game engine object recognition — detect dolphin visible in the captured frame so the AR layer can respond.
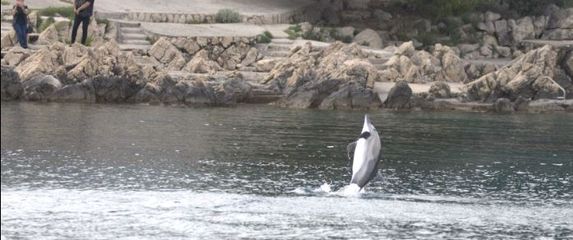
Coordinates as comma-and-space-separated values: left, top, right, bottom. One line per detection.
346, 115, 382, 190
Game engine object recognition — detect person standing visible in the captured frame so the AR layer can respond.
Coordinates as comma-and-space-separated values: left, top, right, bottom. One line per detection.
12, 0, 29, 49
71, 0, 95, 45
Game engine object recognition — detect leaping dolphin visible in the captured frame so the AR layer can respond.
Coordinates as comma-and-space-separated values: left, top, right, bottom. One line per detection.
346, 115, 382, 190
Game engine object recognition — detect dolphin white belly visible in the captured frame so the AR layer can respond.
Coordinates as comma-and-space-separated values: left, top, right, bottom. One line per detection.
348, 115, 382, 189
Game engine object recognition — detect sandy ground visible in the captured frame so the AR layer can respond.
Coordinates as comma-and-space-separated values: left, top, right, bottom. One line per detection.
94, 0, 312, 15
141, 22, 292, 37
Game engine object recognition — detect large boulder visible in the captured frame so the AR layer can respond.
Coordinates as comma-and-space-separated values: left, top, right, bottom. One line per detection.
465, 45, 565, 102
183, 49, 222, 73
37, 25, 60, 45
510, 17, 535, 42
429, 81, 451, 98
546, 8, 573, 29
384, 80, 412, 109
3, 47, 31, 67
149, 37, 186, 70
1, 67, 23, 101
380, 42, 467, 83
14, 47, 61, 81
21, 74, 62, 101
66, 41, 141, 84
353, 29, 383, 49
265, 42, 381, 110
1, 31, 17, 49
543, 8, 573, 40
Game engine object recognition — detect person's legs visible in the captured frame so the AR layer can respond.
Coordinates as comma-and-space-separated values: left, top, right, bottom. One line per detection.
70, 16, 82, 44
80, 16, 90, 45
13, 23, 28, 48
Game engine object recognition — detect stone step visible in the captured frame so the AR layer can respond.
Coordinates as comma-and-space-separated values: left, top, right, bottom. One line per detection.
267, 44, 291, 51
121, 27, 144, 34
368, 58, 389, 65
119, 44, 151, 51
122, 33, 147, 40
266, 51, 289, 58
117, 21, 141, 28
271, 38, 294, 45
122, 39, 151, 45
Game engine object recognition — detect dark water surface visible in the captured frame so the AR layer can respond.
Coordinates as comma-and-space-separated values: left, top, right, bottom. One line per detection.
1, 102, 572, 239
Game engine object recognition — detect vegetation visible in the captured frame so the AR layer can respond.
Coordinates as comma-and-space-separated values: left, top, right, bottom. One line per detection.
256, 31, 273, 43
38, 6, 75, 20
37, 16, 55, 32
1, 0, 10, 5
284, 24, 302, 40
388, 0, 572, 19
215, 9, 241, 23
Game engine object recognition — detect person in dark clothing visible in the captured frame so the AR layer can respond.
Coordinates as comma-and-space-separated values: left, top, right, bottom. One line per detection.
71, 0, 95, 45
12, 0, 29, 49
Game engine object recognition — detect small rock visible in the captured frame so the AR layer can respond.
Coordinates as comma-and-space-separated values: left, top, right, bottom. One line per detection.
484, 11, 501, 22
493, 98, 513, 112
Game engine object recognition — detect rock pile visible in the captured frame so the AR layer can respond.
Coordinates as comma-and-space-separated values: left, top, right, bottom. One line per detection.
264, 42, 381, 110
379, 41, 468, 83
465, 45, 572, 102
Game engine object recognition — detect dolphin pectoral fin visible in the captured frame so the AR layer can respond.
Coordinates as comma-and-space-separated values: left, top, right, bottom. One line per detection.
346, 141, 357, 160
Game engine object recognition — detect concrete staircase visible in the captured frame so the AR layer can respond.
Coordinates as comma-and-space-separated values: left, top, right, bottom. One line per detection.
116, 21, 152, 51
264, 38, 293, 58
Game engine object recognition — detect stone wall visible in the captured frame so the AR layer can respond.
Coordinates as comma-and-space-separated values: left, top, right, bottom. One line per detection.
141, 36, 260, 74
95, 4, 318, 25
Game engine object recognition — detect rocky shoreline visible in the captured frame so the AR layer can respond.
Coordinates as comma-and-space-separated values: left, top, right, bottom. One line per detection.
1, 39, 572, 113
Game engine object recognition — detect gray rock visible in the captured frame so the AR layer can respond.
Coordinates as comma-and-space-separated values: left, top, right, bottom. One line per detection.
353, 28, 383, 49
50, 81, 95, 103
241, 48, 259, 67
547, 8, 573, 29
476, 21, 495, 34
1, 67, 23, 101
429, 81, 451, 98
22, 75, 62, 101
337, 26, 356, 39
494, 20, 512, 46
458, 44, 480, 55
384, 80, 412, 109
510, 17, 535, 42
484, 11, 501, 22
542, 29, 573, 40
493, 98, 513, 112
494, 45, 512, 58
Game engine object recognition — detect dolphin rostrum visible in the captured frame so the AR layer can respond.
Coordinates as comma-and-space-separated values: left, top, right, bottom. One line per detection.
347, 115, 382, 190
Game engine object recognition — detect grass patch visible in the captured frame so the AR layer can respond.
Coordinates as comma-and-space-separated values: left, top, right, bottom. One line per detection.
256, 31, 273, 43
284, 24, 302, 40
38, 6, 75, 20
215, 9, 241, 23
37, 16, 55, 32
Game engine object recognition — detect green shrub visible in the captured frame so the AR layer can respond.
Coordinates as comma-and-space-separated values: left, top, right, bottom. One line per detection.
256, 33, 271, 43
38, 6, 75, 20
284, 24, 302, 40
215, 9, 241, 23
263, 31, 273, 39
